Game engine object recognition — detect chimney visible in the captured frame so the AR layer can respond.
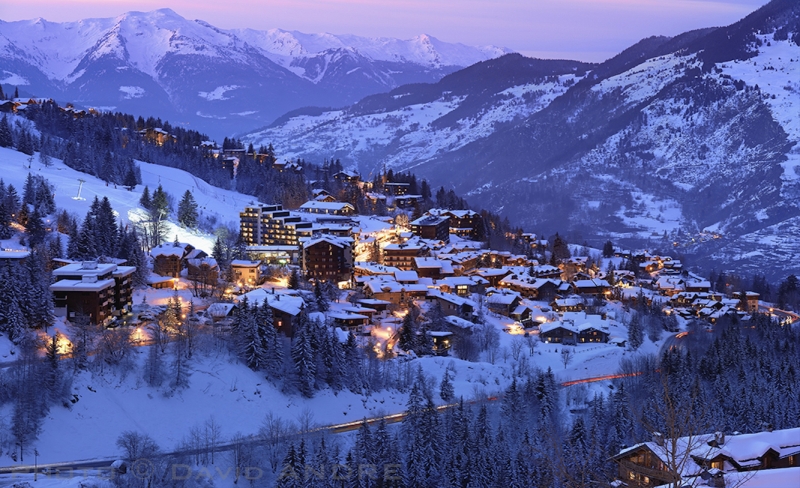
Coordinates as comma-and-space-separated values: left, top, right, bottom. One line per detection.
653, 432, 665, 446
714, 431, 725, 446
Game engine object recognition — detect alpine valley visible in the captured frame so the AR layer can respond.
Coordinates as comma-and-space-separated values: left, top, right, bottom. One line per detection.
0, 8, 509, 138
244, 0, 800, 280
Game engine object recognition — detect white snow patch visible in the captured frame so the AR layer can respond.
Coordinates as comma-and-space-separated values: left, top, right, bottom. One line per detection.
198, 85, 240, 101
0, 70, 29, 85
118, 85, 145, 99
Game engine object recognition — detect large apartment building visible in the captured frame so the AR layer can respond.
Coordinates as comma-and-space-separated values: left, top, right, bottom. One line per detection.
240, 204, 313, 247
50, 261, 135, 325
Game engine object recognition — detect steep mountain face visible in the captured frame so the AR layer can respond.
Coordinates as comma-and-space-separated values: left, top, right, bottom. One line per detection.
245, 0, 800, 279
0, 9, 509, 138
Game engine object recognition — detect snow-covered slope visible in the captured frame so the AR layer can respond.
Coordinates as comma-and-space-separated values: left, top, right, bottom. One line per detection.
0, 144, 250, 253
0, 9, 510, 139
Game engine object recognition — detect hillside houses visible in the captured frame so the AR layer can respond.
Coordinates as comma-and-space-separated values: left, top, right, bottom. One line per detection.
612, 428, 800, 487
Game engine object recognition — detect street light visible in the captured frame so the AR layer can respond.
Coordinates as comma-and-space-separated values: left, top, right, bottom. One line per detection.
34, 448, 39, 481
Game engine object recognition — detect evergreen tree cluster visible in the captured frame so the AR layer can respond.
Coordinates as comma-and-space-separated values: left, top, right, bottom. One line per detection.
0, 250, 54, 343
0, 178, 22, 239
0, 333, 72, 463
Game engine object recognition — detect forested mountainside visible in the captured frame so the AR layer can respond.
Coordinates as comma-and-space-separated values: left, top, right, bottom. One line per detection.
0, 9, 509, 138
245, 0, 800, 280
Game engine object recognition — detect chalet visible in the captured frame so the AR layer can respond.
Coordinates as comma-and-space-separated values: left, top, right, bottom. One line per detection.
486, 291, 521, 317
51, 261, 135, 325
410, 215, 450, 243
236, 289, 305, 336
299, 200, 355, 216
611, 428, 800, 488
186, 257, 219, 285
436, 276, 488, 296
353, 263, 401, 278
301, 235, 354, 282
332, 170, 360, 183
685, 280, 712, 293
271, 160, 303, 173
207, 303, 236, 322
315, 193, 338, 203
139, 127, 176, 146
426, 290, 475, 317
530, 264, 562, 279
394, 270, 419, 284
382, 242, 427, 270
428, 331, 453, 356
356, 298, 391, 313
220, 156, 238, 178
442, 209, 483, 239
362, 277, 428, 305
384, 182, 410, 196
231, 260, 262, 286
540, 320, 609, 345
471, 268, 513, 288
498, 274, 560, 300
737, 291, 760, 313
552, 297, 585, 312
150, 242, 195, 278
394, 195, 424, 209
413, 257, 455, 280
328, 311, 370, 335
572, 278, 611, 296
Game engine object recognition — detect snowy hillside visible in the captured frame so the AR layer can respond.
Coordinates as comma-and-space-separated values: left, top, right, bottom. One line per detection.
0, 144, 250, 253
0, 9, 510, 138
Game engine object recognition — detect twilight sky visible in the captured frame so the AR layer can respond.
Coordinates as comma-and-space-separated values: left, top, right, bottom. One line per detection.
0, 0, 769, 62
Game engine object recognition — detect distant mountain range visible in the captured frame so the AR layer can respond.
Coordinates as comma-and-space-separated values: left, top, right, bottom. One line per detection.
243, 0, 800, 279
0, 8, 510, 138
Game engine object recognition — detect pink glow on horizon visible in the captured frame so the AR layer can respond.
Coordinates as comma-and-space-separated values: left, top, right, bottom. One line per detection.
0, 0, 768, 62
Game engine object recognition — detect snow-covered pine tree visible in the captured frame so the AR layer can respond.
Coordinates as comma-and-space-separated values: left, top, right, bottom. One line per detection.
291, 313, 316, 398
177, 189, 199, 229
439, 370, 455, 402
627, 312, 644, 351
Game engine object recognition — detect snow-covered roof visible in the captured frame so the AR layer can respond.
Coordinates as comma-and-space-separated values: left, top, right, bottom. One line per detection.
231, 260, 261, 268
302, 235, 353, 249
445, 315, 477, 330
235, 289, 305, 316
299, 201, 354, 212
50, 278, 116, 292
486, 292, 519, 306
410, 214, 448, 226
394, 270, 419, 282
150, 242, 192, 257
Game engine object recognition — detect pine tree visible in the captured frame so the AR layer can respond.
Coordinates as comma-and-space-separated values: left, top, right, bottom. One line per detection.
177, 190, 199, 228
123, 166, 138, 191
242, 304, 266, 371
143, 342, 165, 387
398, 312, 417, 353
439, 370, 455, 402
314, 281, 329, 312
0, 202, 11, 240
0, 115, 11, 148
139, 186, 152, 211
292, 313, 316, 397
628, 313, 644, 351
288, 268, 300, 290
43, 334, 62, 404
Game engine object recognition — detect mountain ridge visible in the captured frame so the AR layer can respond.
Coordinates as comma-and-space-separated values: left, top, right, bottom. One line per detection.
0, 8, 511, 138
